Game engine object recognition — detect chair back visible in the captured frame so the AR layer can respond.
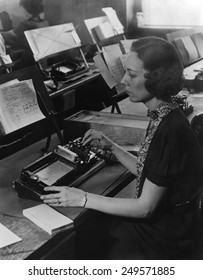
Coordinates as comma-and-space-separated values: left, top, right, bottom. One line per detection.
0, 11, 12, 31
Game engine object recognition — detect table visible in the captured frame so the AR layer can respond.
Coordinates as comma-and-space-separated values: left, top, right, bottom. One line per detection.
2, 91, 202, 260
0, 133, 134, 260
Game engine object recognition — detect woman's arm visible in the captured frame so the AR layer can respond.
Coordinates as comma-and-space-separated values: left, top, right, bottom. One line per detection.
40, 178, 167, 219
83, 129, 138, 176
86, 178, 167, 218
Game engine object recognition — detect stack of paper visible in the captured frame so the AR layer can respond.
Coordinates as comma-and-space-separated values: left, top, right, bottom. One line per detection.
23, 204, 73, 235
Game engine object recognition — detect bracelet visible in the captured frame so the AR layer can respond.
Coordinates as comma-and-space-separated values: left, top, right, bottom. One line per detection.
80, 192, 88, 208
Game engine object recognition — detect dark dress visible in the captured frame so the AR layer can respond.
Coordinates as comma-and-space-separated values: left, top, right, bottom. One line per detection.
109, 105, 203, 260
13, 16, 49, 48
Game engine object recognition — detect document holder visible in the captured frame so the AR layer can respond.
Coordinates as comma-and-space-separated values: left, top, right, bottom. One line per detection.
25, 23, 89, 88
0, 65, 64, 159
84, 8, 125, 52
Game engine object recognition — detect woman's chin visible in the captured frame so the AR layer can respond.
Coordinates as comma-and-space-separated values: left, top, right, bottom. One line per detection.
128, 96, 138, 103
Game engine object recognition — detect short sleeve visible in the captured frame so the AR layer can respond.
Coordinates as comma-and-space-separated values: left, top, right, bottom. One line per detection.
145, 126, 186, 187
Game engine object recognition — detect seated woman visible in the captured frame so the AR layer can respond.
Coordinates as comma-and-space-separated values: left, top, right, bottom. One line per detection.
1, 0, 49, 69
40, 37, 203, 260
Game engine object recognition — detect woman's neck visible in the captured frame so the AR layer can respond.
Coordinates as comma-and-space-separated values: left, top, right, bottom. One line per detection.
145, 97, 169, 111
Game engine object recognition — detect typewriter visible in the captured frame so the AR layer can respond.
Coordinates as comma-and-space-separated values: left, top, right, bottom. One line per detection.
15, 137, 105, 201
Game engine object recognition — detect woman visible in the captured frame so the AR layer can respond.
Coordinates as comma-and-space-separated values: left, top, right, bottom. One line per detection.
41, 37, 203, 259
12, 0, 49, 40
1, 0, 49, 69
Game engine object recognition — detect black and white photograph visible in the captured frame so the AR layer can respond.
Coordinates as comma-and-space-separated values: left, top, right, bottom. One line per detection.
0, 0, 203, 279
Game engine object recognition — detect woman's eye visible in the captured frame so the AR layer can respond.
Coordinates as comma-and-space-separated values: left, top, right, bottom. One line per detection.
129, 73, 137, 78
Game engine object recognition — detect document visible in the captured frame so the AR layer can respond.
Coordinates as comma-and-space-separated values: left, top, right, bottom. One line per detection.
181, 36, 199, 64
93, 21, 115, 41
0, 54, 12, 66
102, 7, 124, 34
102, 44, 125, 83
23, 204, 73, 235
0, 223, 22, 249
0, 79, 45, 134
35, 160, 74, 186
120, 39, 137, 53
25, 23, 81, 61
93, 53, 117, 89
191, 33, 203, 57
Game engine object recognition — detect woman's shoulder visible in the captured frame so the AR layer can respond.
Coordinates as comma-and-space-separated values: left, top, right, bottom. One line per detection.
14, 18, 49, 36
160, 108, 190, 132
153, 108, 195, 147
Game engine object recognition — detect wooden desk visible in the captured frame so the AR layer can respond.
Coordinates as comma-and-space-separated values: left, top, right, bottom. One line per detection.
0, 134, 134, 260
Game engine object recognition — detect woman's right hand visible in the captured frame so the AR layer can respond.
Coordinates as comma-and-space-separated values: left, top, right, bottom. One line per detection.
82, 129, 114, 150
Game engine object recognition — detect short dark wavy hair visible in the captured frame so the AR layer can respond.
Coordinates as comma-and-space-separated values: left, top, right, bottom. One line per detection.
20, 0, 44, 17
130, 36, 184, 100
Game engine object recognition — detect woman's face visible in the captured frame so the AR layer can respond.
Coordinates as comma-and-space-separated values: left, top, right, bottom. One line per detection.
122, 52, 153, 103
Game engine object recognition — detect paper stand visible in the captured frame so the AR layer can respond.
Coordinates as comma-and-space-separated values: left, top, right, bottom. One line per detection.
0, 65, 64, 156
85, 15, 125, 52
25, 23, 89, 71
36, 90, 64, 152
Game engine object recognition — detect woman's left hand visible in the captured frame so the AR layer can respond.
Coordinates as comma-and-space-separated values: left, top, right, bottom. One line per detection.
40, 186, 85, 207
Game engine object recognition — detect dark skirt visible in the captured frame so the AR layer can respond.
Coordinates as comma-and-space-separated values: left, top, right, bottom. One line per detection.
108, 209, 195, 260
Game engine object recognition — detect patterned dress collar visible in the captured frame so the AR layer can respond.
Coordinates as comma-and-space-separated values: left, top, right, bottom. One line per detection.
135, 102, 178, 198
147, 102, 178, 120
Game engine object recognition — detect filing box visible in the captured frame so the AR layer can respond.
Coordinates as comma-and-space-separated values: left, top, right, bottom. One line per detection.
63, 110, 149, 147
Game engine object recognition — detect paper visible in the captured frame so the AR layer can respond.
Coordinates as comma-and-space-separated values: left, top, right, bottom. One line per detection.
181, 36, 199, 64
0, 79, 45, 134
84, 16, 109, 45
93, 53, 117, 89
120, 39, 137, 53
0, 223, 22, 249
191, 33, 203, 57
25, 23, 81, 61
35, 160, 73, 186
23, 204, 73, 235
102, 44, 125, 83
102, 7, 124, 34
174, 38, 190, 66
93, 22, 115, 41
0, 55, 12, 65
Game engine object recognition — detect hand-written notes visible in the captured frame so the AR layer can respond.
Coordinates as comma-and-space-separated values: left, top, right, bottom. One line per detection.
0, 79, 45, 135
94, 44, 127, 94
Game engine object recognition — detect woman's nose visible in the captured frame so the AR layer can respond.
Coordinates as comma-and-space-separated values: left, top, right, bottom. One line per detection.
121, 72, 128, 85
